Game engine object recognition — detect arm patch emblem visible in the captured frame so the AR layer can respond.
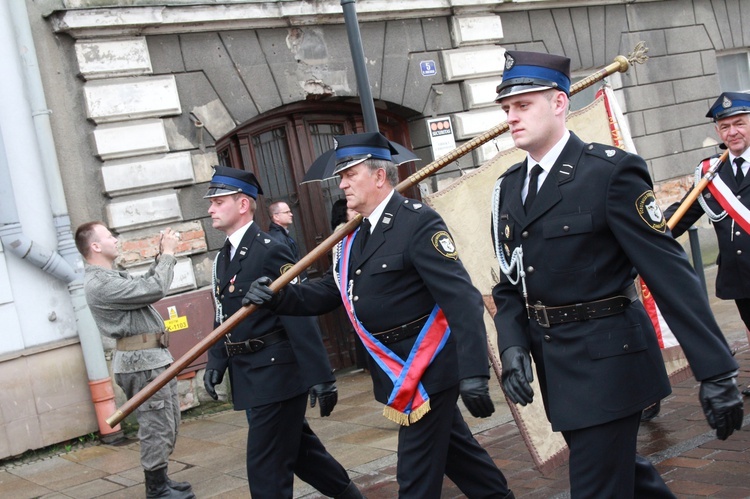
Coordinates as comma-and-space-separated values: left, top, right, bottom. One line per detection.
636, 190, 666, 232
431, 231, 459, 260
280, 263, 299, 285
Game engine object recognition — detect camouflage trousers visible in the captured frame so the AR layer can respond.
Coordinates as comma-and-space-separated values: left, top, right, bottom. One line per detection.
115, 365, 180, 471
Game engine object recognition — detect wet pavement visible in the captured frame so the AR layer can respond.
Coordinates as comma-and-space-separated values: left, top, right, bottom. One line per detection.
1, 266, 749, 498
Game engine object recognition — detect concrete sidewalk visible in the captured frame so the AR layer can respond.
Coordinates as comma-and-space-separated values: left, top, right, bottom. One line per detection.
2, 265, 749, 498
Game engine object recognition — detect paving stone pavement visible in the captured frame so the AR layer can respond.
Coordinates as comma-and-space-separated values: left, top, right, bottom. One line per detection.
1, 266, 749, 498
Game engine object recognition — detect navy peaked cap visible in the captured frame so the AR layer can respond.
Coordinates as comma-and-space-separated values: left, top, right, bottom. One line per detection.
706, 91, 750, 121
204, 165, 263, 199
495, 50, 571, 102
333, 132, 399, 174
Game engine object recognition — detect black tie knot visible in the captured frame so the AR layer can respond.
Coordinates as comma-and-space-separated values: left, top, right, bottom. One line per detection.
525, 164, 543, 212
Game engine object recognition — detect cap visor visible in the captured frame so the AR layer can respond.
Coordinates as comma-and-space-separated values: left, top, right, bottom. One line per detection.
332, 156, 370, 175
495, 84, 553, 102
203, 187, 239, 199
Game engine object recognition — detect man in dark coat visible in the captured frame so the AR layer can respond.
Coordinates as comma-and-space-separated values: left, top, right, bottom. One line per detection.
267, 200, 307, 282
245, 132, 514, 498
201, 166, 362, 499
490, 50, 743, 498
665, 91, 750, 396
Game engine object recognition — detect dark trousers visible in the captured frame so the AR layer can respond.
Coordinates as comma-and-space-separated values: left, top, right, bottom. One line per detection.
562, 412, 676, 498
245, 393, 351, 498
396, 385, 510, 499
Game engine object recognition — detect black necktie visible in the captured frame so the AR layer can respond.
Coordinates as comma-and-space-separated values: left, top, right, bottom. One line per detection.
219, 239, 232, 280
358, 218, 371, 253
735, 157, 745, 186
525, 164, 543, 212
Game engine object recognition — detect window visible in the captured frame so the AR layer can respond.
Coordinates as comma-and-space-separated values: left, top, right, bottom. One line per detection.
717, 52, 750, 92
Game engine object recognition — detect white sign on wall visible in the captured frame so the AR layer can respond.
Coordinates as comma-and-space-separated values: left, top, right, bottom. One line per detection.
426, 117, 457, 159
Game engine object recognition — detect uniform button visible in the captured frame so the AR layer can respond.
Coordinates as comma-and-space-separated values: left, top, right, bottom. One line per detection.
271, 357, 275, 362
521, 231, 529, 239
355, 269, 362, 275
353, 296, 359, 301
738, 195, 742, 200
544, 335, 551, 342
526, 266, 535, 274
623, 344, 629, 351
736, 231, 742, 237
238, 289, 243, 293
382, 263, 387, 269
738, 250, 743, 255
563, 225, 570, 232
220, 294, 225, 299
588, 144, 594, 150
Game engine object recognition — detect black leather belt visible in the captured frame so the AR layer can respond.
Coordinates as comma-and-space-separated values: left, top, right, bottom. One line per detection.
372, 315, 429, 345
225, 329, 288, 356
527, 283, 638, 328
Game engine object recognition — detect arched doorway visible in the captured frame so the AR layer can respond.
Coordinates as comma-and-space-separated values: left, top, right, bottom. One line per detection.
215, 101, 418, 369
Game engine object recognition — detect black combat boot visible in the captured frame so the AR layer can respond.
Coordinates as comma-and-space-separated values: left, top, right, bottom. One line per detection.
144, 468, 196, 498
335, 480, 366, 499
165, 465, 193, 492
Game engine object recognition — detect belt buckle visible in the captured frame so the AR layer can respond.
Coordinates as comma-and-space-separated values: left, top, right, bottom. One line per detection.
225, 342, 242, 356
532, 303, 550, 328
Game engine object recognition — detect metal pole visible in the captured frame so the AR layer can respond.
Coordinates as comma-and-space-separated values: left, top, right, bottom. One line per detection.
340, 0, 378, 132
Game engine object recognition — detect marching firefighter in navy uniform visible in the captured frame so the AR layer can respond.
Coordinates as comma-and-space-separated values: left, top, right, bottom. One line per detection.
244, 132, 514, 498
490, 51, 743, 497
201, 166, 363, 499
665, 91, 750, 396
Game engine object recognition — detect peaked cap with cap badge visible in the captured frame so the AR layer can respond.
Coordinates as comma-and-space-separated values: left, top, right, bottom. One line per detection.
203, 165, 264, 199
706, 91, 750, 121
332, 132, 400, 175
495, 50, 571, 103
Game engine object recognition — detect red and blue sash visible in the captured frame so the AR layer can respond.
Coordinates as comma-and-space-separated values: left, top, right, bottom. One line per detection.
334, 229, 451, 425
702, 158, 750, 233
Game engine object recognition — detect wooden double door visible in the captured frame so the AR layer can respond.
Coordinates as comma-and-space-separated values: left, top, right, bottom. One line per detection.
216, 101, 417, 369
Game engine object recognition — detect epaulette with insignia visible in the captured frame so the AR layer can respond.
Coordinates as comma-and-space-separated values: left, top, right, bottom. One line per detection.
402, 199, 424, 212
584, 143, 625, 164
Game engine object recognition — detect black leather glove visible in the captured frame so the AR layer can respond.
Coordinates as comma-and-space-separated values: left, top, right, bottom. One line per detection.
500, 346, 534, 406
699, 371, 744, 440
242, 277, 276, 307
460, 376, 495, 418
309, 381, 338, 417
203, 369, 224, 401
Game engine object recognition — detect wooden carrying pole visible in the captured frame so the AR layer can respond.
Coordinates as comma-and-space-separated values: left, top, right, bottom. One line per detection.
106, 44, 648, 428
667, 150, 729, 230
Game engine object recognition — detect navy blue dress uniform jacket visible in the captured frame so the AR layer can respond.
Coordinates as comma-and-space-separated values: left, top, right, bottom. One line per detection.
666, 153, 750, 300
273, 192, 491, 405
206, 223, 334, 410
491, 133, 738, 432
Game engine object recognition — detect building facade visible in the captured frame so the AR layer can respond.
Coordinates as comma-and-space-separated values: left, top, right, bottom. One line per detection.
1, 0, 748, 458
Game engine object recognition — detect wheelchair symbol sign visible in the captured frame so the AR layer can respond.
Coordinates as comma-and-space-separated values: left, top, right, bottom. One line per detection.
420, 60, 437, 76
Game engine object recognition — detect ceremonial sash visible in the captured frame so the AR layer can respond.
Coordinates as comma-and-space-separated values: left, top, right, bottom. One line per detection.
334, 229, 451, 425
702, 158, 750, 233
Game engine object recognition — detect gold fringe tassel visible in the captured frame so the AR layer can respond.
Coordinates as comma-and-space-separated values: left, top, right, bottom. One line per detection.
382, 401, 432, 426
382, 405, 411, 426
408, 400, 430, 424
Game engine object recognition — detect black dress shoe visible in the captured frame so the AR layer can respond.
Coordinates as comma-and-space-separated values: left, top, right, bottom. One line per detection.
641, 401, 661, 422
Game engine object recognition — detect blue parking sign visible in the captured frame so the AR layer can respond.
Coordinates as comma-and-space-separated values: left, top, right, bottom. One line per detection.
420, 60, 437, 76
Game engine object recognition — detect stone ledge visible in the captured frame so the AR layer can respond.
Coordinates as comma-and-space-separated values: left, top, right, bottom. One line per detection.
75, 38, 152, 80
